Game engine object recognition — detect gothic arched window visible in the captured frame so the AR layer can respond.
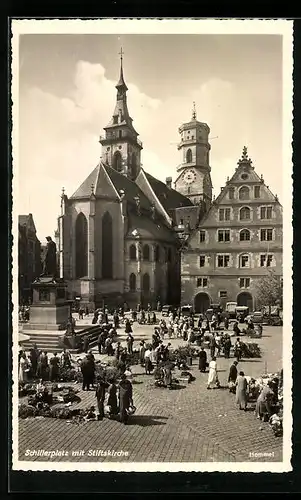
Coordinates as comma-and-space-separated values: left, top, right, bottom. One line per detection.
143, 244, 150, 261
129, 273, 136, 291
102, 212, 113, 279
142, 273, 150, 292
240, 206, 251, 221
154, 245, 160, 262
112, 151, 122, 173
129, 244, 136, 260
75, 213, 88, 278
239, 186, 250, 200
240, 229, 251, 241
131, 154, 137, 179
186, 148, 192, 163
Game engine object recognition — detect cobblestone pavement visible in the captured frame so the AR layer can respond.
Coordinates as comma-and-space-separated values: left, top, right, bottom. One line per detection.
18, 322, 283, 463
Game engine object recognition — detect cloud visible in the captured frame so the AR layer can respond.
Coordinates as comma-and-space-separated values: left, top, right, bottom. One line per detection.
18, 60, 283, 241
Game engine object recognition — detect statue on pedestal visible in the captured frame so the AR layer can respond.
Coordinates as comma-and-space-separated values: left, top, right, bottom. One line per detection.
42, 236, 57, 278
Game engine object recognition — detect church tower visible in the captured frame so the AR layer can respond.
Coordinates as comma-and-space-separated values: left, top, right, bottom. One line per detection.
174, 103, 213, 211
99, 49, 143, 181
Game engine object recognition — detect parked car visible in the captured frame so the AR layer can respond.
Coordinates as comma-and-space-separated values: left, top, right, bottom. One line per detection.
262, 305, 283, 326
226, 301, 237, 321
246, 311, 263, 324
235, 306, 249, 323
181, 305, 194, 317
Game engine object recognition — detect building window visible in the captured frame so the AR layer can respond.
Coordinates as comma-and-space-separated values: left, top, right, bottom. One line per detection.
187, 186, 191, 194
240, 254, 250, 268
129, 273, 136, 292
240, 206, 251, 220
75, 213, 88, 278
186, 149, 192, 163
240, 229, 250, 241
254, 186, 261, 198
217, 255, 230, 267
218, 230, 230, 242
129, 244, 137, 260
113, 116, 118, 124
240, 278, 250, 288
143, 244, 150, 261
118, 130, 122, 138
154, 245, 160, 262
219, 208, 231, 221
199, 230, 206, 243
112, 151, 122, 172
142, 273, 150, 292
260, 254, 273, 267
197, 277, 208, 287
102, 212, 113, 279
260, 229, 273, 241
199, 255, 206, 267
260, 206, 273, 219
228, 187, 235, 200
219, 290, 227, 298
239, 186, 250, 200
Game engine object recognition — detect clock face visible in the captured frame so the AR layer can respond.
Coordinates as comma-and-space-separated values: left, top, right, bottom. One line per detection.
183, 169, 196, 185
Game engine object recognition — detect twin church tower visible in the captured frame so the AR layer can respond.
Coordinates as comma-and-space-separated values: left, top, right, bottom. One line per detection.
99, 50, 213, 210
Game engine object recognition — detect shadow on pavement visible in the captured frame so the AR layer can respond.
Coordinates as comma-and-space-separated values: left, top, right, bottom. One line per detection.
127, 415, 168, 426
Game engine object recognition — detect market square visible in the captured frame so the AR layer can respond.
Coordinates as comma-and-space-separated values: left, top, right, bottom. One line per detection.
12, 20, 292, 472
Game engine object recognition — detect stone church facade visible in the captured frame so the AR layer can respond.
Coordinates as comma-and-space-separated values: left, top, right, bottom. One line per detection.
57, 57, 204, 310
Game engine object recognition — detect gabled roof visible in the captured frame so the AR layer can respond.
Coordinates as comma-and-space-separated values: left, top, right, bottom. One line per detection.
102, 164, 152, 210
144, 172, 193, 211
70, 162, 152, 210
18, 214, 36, 233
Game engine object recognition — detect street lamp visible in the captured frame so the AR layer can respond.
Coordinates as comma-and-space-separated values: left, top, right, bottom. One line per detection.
131, 229, 143, 307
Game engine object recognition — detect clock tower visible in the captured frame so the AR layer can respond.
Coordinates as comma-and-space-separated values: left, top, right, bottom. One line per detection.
174, 103, 213, 210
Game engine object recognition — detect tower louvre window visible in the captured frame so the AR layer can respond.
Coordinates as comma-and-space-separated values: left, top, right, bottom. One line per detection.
186, 149, 192, 163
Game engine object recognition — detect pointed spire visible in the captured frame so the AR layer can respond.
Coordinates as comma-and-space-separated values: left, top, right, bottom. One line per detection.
238, 145, 253, 168
61, 187, 65, 197
192, 101, 197, 120
116, 47, 128, 92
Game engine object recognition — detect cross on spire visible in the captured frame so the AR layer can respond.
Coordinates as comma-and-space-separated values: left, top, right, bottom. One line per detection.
192, 101, 197, 120
119, 47, 124, 62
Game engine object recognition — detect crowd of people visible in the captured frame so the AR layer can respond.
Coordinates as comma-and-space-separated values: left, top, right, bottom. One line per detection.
19, 301, 282, 433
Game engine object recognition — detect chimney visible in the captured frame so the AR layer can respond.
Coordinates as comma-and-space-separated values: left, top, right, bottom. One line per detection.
166, 177, 172, 189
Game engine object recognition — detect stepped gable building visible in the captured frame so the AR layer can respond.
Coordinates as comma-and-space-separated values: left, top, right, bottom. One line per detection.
57, 53, 199, 309
181, 146, 283, 313
18, 213, 42, 303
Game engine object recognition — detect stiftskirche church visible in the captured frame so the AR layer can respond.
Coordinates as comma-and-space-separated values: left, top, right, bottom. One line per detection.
56, 54, 209, 310
56, 53, 282, 312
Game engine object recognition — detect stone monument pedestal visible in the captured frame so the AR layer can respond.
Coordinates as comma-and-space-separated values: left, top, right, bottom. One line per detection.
27, 277, 70, 331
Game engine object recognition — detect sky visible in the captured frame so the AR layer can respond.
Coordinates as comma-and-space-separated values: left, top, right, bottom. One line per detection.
17, 33, 284, 242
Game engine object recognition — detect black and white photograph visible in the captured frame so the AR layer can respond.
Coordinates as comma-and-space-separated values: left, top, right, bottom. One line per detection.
12, 19, 293, 472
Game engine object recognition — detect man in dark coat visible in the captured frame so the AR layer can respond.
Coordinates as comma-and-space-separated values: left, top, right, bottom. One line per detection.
81, 354, 95, 391
95, 375, 109, 420
223, 335, 232, 359
198, 347, 207, 372
49, 352, 60, 381
118, 374, 133, 424
29, 343, 40, 377
83, 335, 89, 353
209, 335, 216, 359
228, 361, 238, 392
